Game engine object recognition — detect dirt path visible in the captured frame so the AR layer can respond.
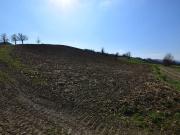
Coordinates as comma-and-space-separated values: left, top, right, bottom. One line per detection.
160, 66, 180, 80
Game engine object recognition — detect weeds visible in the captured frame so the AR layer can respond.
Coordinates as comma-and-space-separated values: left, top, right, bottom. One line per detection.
152, 65, 180, 91
148, 111, 166, 125
0, 46, 23, 69
131, 113, 148, 128
0, 46, 47, 86
119, 57, 147, 64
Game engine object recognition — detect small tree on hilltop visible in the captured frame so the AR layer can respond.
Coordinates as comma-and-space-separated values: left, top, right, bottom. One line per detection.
11, 34, 18, 45
18, 33, 28, 44
163, 53, 174, 66
36, 37, 41, 44
0, 33, 9, 44
101, 48, 105, 54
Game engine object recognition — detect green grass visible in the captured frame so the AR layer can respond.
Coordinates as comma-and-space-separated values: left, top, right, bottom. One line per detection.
0, 45, 47, 86
152, 65, 180, 91
172, 65, 180, 72
132, 111, 166, 128
148, 111, 166, 125
127, 58, 146, 64
0, 45, 23, 69
0, 46, 22, 83
131, 113, 148, 128
113, 110, 179, 132
167, 79, 180, 91
119, 57, 147, 64
130, 111, 180, 132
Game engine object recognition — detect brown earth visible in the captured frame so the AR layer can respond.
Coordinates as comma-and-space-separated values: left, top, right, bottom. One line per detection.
0, 45, 179, 135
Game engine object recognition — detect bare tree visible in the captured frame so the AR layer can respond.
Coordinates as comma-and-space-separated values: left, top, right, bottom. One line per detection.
36, 37, 41, 44
0, 33, 9, 44
18, 33, 28, 44
163, 53, 174, 66
101, 48, 105, 54
11, 34, 18, 45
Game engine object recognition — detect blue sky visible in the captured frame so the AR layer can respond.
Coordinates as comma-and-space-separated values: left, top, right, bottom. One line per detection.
0, 0, 180, 60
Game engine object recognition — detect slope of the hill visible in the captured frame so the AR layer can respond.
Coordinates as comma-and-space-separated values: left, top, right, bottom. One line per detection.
0, 45, 179, 135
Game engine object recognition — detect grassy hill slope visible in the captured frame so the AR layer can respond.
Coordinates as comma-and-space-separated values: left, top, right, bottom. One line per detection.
0, 44, 179, 135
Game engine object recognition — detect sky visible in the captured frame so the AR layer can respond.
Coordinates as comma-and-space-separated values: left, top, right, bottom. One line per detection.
0, 0, 180, 60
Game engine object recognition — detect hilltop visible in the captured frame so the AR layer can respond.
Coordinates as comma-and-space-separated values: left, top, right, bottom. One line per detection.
0, 44, 179, 135
0, 42, 13, 45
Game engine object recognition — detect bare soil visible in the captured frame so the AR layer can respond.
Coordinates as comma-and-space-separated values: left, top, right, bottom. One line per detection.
0, 45, 179, 135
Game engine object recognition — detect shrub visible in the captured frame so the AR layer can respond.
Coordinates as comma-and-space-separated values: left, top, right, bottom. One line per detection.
163, 53, 174, 66
115, 52, 119, 60
122, 52, 131, 59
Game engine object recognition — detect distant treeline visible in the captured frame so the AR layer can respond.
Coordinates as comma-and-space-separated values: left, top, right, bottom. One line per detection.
84, 48, 179, 66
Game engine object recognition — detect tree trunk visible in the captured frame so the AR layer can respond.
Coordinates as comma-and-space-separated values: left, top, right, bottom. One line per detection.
22, 40, 23, 44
